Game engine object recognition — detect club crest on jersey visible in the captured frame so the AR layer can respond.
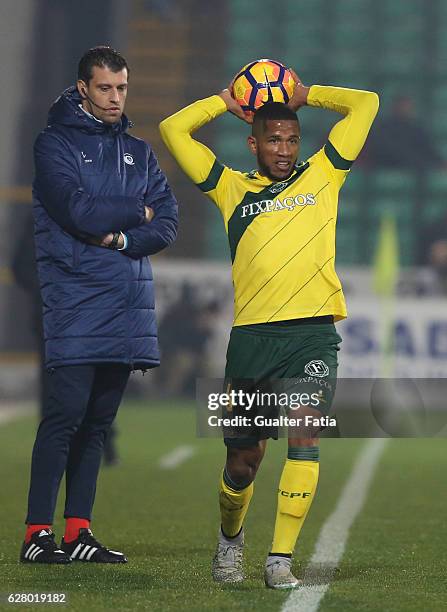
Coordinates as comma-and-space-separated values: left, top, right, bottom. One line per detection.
269, 181, 289, 194
304, 360, 329, 377
241, 193, 316, 218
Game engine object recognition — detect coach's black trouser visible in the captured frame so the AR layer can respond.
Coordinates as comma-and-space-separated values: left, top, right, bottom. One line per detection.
25, 364, 130, 524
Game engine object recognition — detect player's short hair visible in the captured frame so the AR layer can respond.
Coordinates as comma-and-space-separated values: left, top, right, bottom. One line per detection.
252, 102, 299, 136
78, 46, 130, 84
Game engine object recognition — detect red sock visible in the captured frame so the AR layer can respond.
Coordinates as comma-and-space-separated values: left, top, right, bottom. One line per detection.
25, 524, 52, 543
64, 518, 90, 543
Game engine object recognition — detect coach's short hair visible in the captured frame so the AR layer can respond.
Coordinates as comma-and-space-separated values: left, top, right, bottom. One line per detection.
252, 102, 299, 136
78, 46, 129, 83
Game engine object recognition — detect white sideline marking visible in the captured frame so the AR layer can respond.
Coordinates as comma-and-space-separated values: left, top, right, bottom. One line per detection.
0, 411, 21, 425
282, 438, 388, 612
0, 402, 33, 425
158, 445, 196, 469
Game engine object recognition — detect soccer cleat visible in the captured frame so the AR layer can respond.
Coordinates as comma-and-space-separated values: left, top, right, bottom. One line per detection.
60, 528, 127, 563
264, 556, 301, 589
20, 529, 72, 564
211, 528, 244, 583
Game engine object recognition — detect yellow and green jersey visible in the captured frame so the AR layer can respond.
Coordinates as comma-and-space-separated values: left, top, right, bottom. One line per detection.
160, 85, 379, 326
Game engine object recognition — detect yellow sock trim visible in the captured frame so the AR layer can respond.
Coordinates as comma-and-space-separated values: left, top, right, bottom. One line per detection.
271, 459, 319, 555
219, 472, 254, 538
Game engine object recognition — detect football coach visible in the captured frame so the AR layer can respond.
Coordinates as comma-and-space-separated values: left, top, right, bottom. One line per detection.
20, 46, 178, 564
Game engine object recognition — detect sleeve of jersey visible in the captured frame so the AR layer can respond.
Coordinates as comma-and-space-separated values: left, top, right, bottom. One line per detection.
307, 85, 379, 179
159, 96, 229, 207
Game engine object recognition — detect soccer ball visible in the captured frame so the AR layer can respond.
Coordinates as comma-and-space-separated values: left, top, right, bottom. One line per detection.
232, 59, 295, 116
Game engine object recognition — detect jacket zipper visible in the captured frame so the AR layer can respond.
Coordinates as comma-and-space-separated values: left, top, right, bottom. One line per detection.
127, 257, 134, 370
73, 241, 80, 268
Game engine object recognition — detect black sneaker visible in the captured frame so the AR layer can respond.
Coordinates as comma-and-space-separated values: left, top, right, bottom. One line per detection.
20, 529, 72, 564
60, 528, 127, 563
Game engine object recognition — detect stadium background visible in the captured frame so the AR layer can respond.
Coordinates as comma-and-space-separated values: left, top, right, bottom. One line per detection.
1, 2, 446, 611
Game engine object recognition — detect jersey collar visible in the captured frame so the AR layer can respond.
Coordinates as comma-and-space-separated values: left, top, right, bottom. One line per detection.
247, 162, 308, 184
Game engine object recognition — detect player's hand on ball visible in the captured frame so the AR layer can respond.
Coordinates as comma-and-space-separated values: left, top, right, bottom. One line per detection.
219, 87, 253, 124
286, 68, 310, 112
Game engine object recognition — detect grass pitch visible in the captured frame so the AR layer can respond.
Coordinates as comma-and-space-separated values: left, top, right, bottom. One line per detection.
0, 402, 445, 611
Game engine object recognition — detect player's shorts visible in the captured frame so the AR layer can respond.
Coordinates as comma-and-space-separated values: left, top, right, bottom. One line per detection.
223, 316, 341, 448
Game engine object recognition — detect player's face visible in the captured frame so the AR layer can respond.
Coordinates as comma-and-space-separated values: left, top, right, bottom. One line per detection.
77, 66, 128, 125
248, 119, 300, 181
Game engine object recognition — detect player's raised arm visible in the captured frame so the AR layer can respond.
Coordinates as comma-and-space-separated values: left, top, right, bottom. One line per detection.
287, 69, 379, 170
159, 89, 250, 194
159, 96, 225, 186
309, 85, 379, 168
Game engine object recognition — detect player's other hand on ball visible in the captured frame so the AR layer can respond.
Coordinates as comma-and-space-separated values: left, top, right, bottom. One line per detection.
286, 68, 310, 112
219, 87, 253, 124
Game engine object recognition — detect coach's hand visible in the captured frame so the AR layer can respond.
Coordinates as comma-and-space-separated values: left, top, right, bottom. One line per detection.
144, 206, 155, 223
219, 87, 253, 124
87, 208, 153, 249
287, 69, 310, 112
89, 233, 125, 249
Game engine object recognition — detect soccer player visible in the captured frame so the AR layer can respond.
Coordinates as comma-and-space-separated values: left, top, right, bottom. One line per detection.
159, 70, 378, 588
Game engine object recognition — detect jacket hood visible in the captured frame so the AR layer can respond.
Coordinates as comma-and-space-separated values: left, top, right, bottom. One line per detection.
47, 86, 130, 134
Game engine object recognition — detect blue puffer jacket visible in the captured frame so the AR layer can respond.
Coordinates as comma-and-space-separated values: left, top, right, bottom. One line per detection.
33, 86, 178, 370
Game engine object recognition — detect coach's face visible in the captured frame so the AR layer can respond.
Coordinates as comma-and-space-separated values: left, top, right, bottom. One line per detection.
248, 119, 300, 181
77, 65, 128, 125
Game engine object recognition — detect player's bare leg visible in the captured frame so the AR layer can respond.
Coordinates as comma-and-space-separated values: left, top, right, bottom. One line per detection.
265, 411, 321, 589
212, 441, 266, 583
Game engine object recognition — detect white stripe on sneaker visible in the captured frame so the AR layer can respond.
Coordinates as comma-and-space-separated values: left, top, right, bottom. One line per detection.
31, 548, 43, 560
86, 547, 97, 560
71, 543, 83, 559
79, 545, 91, 560
25, 543, 37, 559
